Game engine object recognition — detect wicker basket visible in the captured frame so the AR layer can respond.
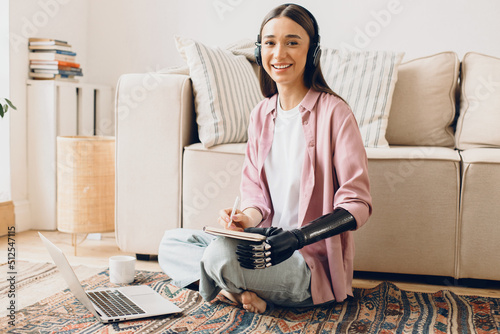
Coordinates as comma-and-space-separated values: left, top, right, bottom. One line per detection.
57, 136, 115, 237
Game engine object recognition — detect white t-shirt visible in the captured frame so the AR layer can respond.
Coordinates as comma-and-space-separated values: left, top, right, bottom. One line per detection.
264, 96, 306, 230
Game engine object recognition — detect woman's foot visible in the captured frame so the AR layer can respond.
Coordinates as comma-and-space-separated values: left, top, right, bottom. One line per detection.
220, 289, 239, 304
241, 291, 267, 313
220, 290, 267, 314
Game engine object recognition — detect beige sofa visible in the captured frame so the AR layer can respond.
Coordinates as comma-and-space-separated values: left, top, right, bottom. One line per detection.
115, 48, 500, 282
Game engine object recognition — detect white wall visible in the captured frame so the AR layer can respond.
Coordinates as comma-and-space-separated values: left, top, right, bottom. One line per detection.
7, 0, 500, 230
9, 0, 89, 231
85, 0, 500, 87
1, 1, 10, 202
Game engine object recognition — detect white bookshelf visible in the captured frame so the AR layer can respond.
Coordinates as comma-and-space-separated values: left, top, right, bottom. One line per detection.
26, 80, 113, 230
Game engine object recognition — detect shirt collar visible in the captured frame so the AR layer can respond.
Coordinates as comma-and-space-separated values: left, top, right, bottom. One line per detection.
265, 94, 278, 116
299, 89, 321, 113
265, 89, 321, 116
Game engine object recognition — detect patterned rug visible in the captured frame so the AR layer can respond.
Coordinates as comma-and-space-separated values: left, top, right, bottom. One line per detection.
2, 267, 500, 333
0, 261, 103, 317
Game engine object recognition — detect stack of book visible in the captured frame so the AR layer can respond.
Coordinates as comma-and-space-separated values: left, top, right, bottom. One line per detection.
28, 38, 83, 81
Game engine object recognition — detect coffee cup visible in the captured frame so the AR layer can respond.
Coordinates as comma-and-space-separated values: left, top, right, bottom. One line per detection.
109, 255, 136, 284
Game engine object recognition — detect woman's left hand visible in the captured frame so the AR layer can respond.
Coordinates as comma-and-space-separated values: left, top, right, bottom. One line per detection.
236, 227, 300, 269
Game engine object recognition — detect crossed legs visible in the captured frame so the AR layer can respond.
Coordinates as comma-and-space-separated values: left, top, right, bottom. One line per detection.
159, 229, 313, 313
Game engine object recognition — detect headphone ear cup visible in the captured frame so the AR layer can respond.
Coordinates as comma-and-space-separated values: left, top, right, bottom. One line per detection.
307, 44, 321, 68
313, 45, 321, 67
255, 44, 262, 66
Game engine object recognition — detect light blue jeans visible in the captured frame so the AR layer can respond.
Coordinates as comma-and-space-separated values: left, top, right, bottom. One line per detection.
158, 228, 314, 307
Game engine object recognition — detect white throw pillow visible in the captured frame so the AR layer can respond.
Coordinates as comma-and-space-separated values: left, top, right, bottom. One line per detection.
175, 36, 263, 147
386, 52, 459, 147
455, 52, 500, 149
320, 49, 404, 147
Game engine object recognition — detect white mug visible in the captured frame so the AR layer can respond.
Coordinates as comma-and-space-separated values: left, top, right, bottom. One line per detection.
109, 255, 136, 284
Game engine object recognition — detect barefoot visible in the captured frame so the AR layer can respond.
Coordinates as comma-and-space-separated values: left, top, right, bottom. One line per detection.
220, 290, 240, 304
220, 290, 267, 314
241, 291, 267, 314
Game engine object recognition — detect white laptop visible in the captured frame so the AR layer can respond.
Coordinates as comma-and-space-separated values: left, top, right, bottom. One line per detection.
39, 232, 182, 323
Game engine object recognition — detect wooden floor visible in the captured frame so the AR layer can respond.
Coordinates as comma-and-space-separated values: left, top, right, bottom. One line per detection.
1, 230, 161, 272
2, 230, 500, 298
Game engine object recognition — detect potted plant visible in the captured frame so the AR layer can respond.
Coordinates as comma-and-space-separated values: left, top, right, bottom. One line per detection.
0, 98, 16, 118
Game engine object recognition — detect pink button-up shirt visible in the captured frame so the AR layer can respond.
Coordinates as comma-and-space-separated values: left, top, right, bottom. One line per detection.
240, 89, 372, 304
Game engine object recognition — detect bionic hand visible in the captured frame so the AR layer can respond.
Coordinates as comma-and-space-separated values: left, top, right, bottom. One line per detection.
236, 208, 357, 269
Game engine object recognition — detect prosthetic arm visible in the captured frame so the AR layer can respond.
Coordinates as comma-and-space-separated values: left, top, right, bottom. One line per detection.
236, 208, 357, 269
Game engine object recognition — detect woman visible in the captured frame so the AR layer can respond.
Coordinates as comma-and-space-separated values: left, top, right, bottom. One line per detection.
159, 3, 372, 314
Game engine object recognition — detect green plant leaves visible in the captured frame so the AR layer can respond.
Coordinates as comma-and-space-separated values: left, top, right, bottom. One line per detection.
0, 98, 16, 118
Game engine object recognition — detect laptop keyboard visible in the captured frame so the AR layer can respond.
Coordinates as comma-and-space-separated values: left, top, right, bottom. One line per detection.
87, 289, 146, 318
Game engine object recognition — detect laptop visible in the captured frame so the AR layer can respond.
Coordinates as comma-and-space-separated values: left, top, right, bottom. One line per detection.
39, 232, 182, 323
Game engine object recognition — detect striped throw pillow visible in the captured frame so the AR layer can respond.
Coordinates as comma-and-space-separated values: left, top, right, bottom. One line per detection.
321, 49, 404, 147
176, 36, 263, 148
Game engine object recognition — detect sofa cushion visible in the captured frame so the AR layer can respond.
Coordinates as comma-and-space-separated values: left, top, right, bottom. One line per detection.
182, 143, 246, 230
365, 146, 461, 161
175, 36, 263, 148
455, 52, 500, 149
460, 147, 500, 164
459, 148, 500, 280
356, 146, 460, 277
385, 52, 459, 147
320, 49, 404, 148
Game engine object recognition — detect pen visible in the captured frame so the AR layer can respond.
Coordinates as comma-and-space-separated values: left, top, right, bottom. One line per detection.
228, 196, 240, 228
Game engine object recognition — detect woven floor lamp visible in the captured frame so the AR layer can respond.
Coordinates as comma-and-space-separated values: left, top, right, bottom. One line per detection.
57, 136, 115, 255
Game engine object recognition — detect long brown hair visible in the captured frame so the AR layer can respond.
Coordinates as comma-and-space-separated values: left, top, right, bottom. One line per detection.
257, 4, 340, 100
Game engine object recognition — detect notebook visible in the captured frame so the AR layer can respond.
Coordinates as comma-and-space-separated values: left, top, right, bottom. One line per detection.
39, 232, 182, 323
203, 226, 267, 242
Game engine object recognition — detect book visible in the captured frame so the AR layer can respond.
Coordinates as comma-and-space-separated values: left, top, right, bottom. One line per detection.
29, 37, 68, 45
30, 49, 76, 56
28, 72, 79, 82
28, 37, 82, 81
203, 226, 267, 242
30, 60, 80, 68
29, 52, 76, 62
31, 69, 83, 76
29, 44, 73, 52
29, 40, 70, 47
29, 41, 70, 46
30, 64, 82, 72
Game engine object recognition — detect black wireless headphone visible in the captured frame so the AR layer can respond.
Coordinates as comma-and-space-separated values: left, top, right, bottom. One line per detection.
255, 3, 321, 68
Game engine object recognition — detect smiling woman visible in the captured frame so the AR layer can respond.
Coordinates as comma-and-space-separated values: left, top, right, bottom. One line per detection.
258, 17, 310, 106
255, 4, 339, 103
158, 3, 372, 315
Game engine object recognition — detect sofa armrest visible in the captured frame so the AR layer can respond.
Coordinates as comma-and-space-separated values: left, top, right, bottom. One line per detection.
115, 73, 195, 255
